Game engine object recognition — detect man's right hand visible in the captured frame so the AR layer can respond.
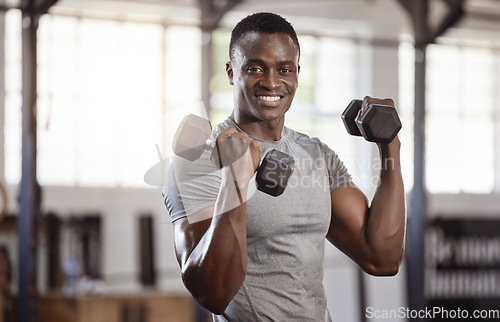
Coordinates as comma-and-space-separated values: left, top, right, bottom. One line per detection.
213, 126, 261, 185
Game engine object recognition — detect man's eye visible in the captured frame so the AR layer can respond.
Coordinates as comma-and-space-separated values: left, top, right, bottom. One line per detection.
280, 68, 293, 73
247, 67, 261, 72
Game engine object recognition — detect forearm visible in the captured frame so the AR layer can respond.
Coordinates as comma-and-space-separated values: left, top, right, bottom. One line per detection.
365, 138, 406, 271
181, 168, 249, 313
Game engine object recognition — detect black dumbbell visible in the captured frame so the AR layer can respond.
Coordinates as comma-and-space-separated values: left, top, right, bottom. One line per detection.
341, 99, 402, 143
255, 149, 295, 197
172, 114, 295, 197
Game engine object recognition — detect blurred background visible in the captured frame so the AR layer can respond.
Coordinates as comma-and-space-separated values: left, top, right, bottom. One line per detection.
1, 0, 500, 321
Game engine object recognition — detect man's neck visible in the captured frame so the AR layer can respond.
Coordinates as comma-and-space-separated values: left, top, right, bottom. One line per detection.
231, 111, 284, 141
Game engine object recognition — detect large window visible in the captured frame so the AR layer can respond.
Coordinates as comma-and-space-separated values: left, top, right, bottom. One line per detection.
399, 40, 500, 194
427, 45, 500, 193
426, 43, 497, 194
4, 11, 201, 187
4, 10, 22, 185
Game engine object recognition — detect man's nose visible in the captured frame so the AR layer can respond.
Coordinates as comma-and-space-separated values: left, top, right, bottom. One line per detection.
259, 72, 281, 90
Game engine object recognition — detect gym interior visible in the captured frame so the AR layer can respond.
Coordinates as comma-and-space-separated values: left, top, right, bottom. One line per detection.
1, 0, 500, 321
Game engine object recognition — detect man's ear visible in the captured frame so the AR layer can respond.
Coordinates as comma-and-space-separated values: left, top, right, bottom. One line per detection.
226, 61, 234, 85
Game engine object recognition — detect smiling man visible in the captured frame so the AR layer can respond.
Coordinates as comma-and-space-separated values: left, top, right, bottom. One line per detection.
163, 12, 406, 321
227, 24, 299, 140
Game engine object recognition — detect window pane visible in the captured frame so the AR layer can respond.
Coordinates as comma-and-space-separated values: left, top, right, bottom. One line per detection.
398, 41, 415, 193
315, 37, 357, 113
4, 10, 22, 185
426, 44, 495, 193
461, 116, 494, 193
35, 16, 178, 187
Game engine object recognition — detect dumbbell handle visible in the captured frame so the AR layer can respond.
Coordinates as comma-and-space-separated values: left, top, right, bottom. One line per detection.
341, 99, 401, 143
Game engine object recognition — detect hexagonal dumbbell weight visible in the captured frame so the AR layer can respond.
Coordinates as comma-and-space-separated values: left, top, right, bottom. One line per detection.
255, 149, 295, 197
172, 114, 295, 196
341, 99, 402, 143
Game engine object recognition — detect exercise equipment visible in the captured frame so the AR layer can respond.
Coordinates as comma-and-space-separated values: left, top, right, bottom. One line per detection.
256, 149, 295, 197
172, 114, 295, 196
341, 99, 402, 143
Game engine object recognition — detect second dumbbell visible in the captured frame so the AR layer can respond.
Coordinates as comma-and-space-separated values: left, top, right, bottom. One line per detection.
341, 99, 401, 144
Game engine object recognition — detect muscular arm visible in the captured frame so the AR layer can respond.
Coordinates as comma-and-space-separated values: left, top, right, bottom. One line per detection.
173, 183, 247, 314
171, 128, 260, 314
327, 99, 406, 276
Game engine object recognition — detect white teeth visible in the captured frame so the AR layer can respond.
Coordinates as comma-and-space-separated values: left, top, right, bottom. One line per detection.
259, 96, 281, 102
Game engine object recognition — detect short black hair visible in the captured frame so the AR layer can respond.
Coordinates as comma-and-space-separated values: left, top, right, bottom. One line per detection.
229, 12, 300, 61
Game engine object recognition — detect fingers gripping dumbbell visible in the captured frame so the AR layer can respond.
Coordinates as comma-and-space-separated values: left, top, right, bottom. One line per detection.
341, 99, 402, 143
172, 114, 295, 197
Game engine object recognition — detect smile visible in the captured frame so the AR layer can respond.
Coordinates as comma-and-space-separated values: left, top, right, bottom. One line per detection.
258, 95, 282, 102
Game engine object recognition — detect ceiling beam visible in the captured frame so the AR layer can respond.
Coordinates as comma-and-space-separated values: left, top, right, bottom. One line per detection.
0, 0, 59, 14
431, 0, 464, 42
199, 0, 242, 30
33, 0, 59, 15
399, 0, 465, 44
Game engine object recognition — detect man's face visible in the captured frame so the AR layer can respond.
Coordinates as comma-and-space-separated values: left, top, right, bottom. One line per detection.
226, 31, 300, 123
